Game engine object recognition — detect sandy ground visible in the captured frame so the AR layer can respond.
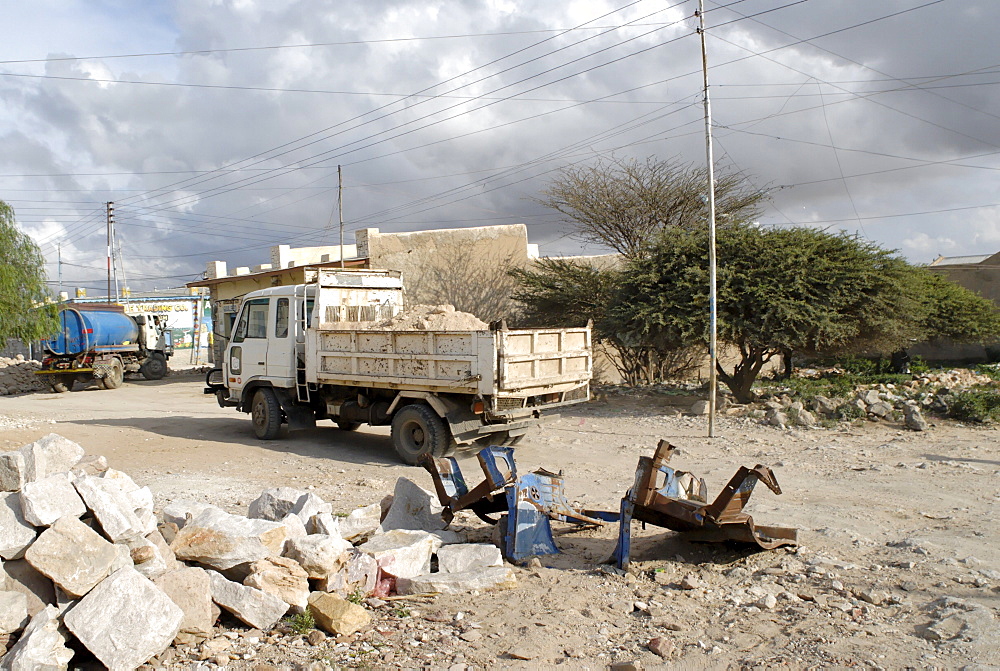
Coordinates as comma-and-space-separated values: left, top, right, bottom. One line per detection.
1, 371, 998, 669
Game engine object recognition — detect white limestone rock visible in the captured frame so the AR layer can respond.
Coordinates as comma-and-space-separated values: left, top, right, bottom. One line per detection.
243, 556, 310, 613
0, 452, 27, 492
283, 535, 351, 579
19, 473, 86, 527
248, 487, 308, 521
358, 529, 441, 579
161, 499, 221, 529
379, 478, 446, 533
153, 566, 215, 644
73, 474, 144, 543
339, 503, 382, 541
0, 606, 73, 670
0, 591, 29, 635
24, 516, 117, 598
396, 566, 518, 595
309, 512, 341, 536
437, 543, 503, 574
316, 549, 378, 598
0, 493, 37, 561
170, 507, 287, 571
63, 566, 183, 670
209, 571, 289, 630
18, 434, 85, 484
0, 560, 55, 617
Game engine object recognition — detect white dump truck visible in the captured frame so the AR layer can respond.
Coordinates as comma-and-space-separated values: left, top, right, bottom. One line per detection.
205, 269, 593, 464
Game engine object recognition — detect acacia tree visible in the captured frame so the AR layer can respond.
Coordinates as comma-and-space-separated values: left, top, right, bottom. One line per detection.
537, 156, 768, 259
915, 269, 1000, 343
0, 201, 58, 349
612, 226, 932, 402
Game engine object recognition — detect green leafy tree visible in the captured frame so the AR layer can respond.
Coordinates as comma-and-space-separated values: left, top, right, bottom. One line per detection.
537, 156, 768, 259
0, 201, 59, 349
915, 269, 1000, 343
612, 226, 927, 402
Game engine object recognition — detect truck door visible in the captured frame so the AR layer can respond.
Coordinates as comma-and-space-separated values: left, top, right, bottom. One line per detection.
228, 298, 269, 385
266, 297, 294, 382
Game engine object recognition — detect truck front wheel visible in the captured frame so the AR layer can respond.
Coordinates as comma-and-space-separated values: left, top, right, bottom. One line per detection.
391, 404, 451, 465
140, 354, 167, 380
251, 388, 283, 440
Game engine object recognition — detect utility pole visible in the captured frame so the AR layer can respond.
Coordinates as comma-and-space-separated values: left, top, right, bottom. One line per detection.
106, 202, 114, 304
697, 0, 719, 438
338, 165, 344, 268
57, 243, 63, 298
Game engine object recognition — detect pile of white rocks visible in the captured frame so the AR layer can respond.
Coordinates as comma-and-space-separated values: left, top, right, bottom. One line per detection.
0, 434, 516, 670
0, 357, 46, 396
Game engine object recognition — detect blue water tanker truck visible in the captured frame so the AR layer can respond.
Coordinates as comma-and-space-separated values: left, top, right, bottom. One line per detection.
36, 304, 173, 392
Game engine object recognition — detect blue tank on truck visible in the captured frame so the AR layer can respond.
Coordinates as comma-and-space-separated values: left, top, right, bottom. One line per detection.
44, 308, 140, 356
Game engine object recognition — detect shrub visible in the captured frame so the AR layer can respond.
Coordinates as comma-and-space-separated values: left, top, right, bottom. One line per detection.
948, 389, 1000, 423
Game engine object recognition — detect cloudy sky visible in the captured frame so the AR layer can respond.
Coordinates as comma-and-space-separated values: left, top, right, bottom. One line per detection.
2, 0, 998, 294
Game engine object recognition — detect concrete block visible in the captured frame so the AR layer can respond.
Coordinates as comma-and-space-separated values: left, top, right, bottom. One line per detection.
339, 503, 381, 541
316, 549, 378, 598
73, 474, 144, 543
209, 571, 288, 630
0, 606, 73, 669
307, 591, 371, 636
19, 473, 86, 527
358, 529, 441, 579
0, 493, 37, 560
243, 556, 310, 613
161, 500, 221, 528
437, 543, 503, 573
379, 478, 446, 532
170, 507, 286, 571
24, 516, 117, 598
0, 452, 26, 492
18, 434, 85, 483
0, 591, 28, 635
153, 567, 214, 644
63, 566, 183, 670
0, 560, 54, 616
396, 566, 518, 595
283, 535, 351, 579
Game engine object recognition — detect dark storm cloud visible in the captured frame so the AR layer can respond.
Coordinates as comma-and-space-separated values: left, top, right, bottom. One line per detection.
1, 0, 998, 291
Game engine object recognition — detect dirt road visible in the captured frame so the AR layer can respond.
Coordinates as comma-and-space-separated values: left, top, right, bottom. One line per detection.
2, 374, 998, 668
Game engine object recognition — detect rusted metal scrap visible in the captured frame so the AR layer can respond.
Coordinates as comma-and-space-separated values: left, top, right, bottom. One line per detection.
613, 440, 798, 569
420, 446, 617, 561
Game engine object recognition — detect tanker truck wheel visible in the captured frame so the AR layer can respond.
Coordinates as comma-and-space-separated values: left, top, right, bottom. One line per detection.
390, 404, 452, 465
50, 374, 74, 393
140, 354, 167, 380
101, 359, 125, 390
251, 388, 283, 440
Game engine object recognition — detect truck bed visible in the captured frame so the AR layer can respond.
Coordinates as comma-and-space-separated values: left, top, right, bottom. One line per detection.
304, 326, 591, 397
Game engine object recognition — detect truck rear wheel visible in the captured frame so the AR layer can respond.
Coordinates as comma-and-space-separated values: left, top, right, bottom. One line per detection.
140, 354, 167, 380
251, 388, 283, 440
51, 374, 74, 393
101, 359, 125, 390
391, 404, 451, 465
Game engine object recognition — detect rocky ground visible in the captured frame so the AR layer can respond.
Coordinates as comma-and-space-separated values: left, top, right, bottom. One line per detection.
0, 370, 998, 670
